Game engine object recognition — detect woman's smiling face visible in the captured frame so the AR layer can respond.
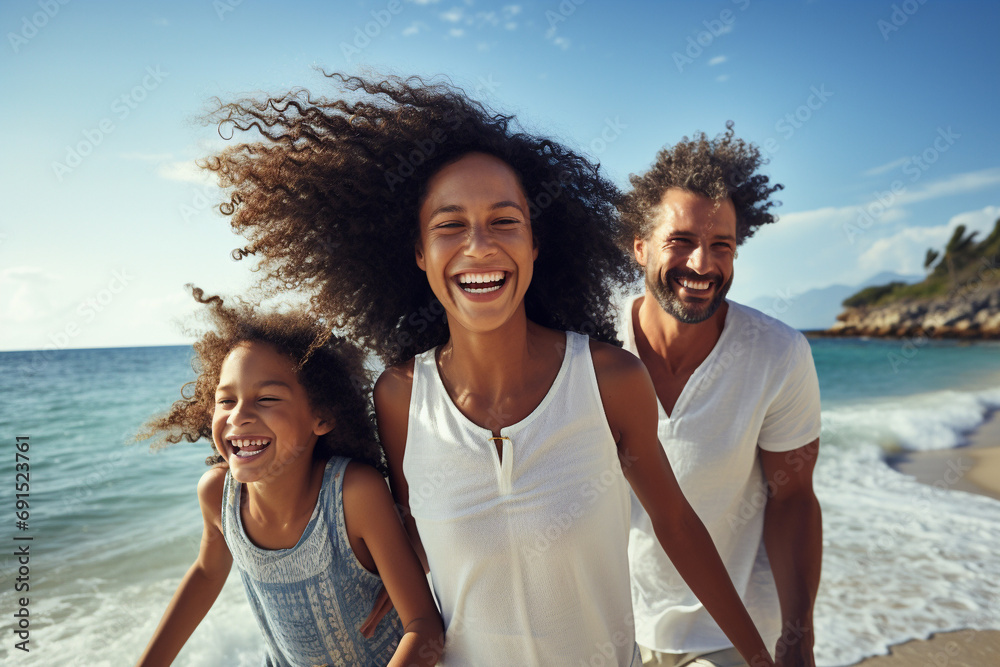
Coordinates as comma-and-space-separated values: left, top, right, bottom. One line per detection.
416, 152, 538, 335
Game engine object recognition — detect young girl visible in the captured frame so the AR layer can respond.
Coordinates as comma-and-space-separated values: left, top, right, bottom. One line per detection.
201, 74, 774, 666
135, 287, 443, 667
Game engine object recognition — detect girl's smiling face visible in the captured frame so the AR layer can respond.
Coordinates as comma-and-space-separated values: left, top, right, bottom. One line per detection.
212, 341, 332, 484
416, 152, 538, 335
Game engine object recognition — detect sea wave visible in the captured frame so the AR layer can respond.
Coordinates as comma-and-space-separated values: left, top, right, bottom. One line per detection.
812, 385, 1000, 666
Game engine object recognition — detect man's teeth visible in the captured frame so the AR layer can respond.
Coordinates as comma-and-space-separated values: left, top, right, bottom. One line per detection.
679, 278, 711, 290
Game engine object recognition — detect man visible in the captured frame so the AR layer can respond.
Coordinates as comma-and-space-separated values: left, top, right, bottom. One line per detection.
618, 123, 822, 667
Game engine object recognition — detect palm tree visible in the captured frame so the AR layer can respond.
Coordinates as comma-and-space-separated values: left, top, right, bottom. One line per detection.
942, 224, 979, 287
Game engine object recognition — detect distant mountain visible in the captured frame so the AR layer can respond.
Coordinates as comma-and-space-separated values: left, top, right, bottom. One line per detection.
746, 271, 924, 331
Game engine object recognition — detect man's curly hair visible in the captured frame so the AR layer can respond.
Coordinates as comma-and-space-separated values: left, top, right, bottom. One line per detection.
136, 286, 384, 472
201, 72, 632, 366
618, 121, 783, 247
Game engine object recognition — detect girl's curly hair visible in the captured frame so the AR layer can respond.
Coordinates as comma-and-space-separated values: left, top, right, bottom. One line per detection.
137, 286, 384, 472
201, 72, 632, 366
618, 121, 784, 247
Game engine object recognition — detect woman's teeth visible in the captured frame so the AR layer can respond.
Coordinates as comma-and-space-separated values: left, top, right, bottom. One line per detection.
457, 271, 506, 293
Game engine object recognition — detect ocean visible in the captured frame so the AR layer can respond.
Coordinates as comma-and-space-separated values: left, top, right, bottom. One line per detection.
1, 338, 999, 666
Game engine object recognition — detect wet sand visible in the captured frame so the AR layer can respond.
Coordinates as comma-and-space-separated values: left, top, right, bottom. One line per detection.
851, 629, 1000, 667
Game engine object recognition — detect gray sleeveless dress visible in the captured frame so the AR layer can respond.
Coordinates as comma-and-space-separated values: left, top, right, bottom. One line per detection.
221, 456, 402, 666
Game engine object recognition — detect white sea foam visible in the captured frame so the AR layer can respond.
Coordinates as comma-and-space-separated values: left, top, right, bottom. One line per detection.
0, 574, 263, 666
821, 387, 1000, 453
811, 386, 1000, 666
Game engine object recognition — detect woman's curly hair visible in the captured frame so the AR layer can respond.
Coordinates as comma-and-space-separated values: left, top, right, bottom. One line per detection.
136, 286, 384, 472
201, 72, 632, 366
618, 121, 784, 247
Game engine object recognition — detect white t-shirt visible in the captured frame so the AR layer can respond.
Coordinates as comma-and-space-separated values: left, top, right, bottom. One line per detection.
621, 297, 822, 654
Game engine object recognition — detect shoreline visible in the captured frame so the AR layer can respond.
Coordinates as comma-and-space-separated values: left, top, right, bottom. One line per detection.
805, 329, 1000, 341
850, 410, 1000, 665
850, 629, 1000, 666
888, 408, 1000, 501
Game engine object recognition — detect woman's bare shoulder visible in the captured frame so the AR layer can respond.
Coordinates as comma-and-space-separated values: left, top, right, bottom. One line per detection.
374, 358, 416, 413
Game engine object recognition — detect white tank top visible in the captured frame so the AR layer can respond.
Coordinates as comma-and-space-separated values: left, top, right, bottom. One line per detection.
404, 331, 641, 666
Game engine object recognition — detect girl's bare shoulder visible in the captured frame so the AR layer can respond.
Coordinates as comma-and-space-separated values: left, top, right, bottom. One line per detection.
196, 464, 229, 526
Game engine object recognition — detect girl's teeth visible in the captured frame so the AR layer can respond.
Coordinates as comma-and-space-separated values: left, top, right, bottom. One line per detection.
236, 448, 265, 458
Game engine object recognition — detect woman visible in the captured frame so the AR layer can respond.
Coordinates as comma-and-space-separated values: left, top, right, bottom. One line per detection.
204, 73, 774, 667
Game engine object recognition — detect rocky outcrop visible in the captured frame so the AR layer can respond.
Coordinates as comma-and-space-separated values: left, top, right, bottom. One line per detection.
818, 284, 1000, 339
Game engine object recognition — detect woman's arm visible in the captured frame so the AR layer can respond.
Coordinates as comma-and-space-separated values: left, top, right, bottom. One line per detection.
373, 362, 428, 571
591, 342, 774, 667
136, 467, 233, 667
343, 462, 444, 667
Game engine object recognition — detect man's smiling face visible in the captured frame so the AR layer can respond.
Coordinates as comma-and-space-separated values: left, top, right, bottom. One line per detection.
634, 187, 737, 325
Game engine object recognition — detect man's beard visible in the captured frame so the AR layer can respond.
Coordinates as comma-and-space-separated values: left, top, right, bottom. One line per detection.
647, 267, 733, 324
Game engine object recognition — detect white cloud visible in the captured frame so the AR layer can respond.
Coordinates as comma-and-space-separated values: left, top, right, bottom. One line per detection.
477, 41, 491, 51
156, 160, 214, 185
857, 205, 1000, 275
402, 21, 424, 36
716, 74, 729, 83
862, 157, 908, 178
504, 21, 517, 30
475, 10, 498, 26
449, 28, 465, 37
440, 7, 464, 22
120, 152, 174, 162
893, 167, 1000, 207
708, 55, 727, 66
0, 268, 61, 325
553, 36, 570, 50
502, 5, 522, 18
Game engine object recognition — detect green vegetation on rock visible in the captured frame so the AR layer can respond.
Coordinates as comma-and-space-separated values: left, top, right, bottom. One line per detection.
843, 218, 1000, 308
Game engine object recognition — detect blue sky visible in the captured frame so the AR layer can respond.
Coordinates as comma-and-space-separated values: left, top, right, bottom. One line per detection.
2, 0, 998, 350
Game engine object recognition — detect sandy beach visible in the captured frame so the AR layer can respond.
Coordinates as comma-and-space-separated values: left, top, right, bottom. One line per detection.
852, 412, 1000, 666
